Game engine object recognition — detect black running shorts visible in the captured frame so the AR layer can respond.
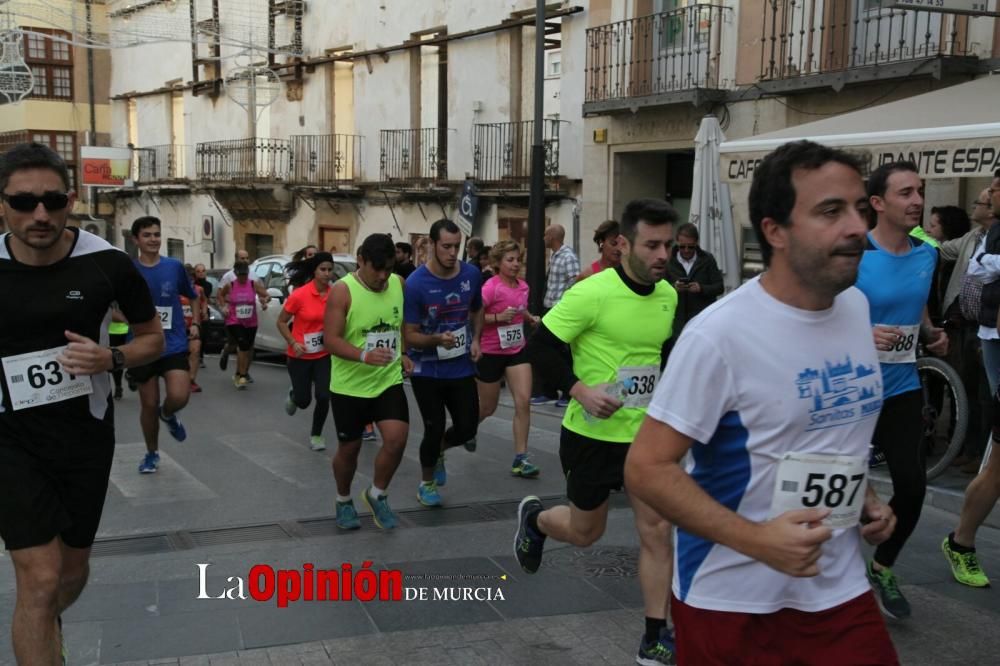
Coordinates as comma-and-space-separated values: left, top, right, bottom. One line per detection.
559, 427, 629, 511
0, 433, 115, 550
330, 383, 409, 443
476, 349, 530, 384
127, 352, 190, 384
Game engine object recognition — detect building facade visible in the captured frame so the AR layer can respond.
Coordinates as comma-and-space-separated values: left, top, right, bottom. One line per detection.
104, 0, 588, 267
582, 0, 1000, 273
0, 0, 114, 233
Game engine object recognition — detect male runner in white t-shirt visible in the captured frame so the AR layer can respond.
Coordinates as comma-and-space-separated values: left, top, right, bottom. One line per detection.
627, 140, 900, 664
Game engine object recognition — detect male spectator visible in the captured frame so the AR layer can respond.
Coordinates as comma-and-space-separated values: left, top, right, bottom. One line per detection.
0, 143, 162, 663
394, 241, 416, 279
937, 189, 996, 473
531, 224, 580, 407
193, 263, 213, 299
628, 140, 898, 664
666, 222, 724, 339
943, 169, 1000, 588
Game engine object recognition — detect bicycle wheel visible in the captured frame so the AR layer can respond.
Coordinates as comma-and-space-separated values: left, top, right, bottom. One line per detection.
916, 356, 968, 480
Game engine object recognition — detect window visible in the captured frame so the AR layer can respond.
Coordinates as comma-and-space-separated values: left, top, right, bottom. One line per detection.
546, 50, 562, 78
31, 131, 77, 192
20, 27, 73, 100
167, 239, 185, 261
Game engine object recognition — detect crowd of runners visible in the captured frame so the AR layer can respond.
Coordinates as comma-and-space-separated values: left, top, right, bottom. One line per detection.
2, 139, 1000, 665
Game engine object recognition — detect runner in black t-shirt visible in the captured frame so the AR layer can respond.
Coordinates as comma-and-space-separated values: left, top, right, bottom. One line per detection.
0, 143, 162, 663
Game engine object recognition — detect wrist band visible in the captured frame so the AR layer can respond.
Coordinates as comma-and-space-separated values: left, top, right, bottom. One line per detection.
359, 349, 367, 364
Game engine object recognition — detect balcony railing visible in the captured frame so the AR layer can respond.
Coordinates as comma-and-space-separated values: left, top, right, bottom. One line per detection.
195, 138, 290, 182
0, 131, 30, 154
379, 128, 448, 186
135, 144, 193, 182
759, 0, 993, 82
289, 134, 363, 186
472, 120, 565, 188
585, 4, 729, 104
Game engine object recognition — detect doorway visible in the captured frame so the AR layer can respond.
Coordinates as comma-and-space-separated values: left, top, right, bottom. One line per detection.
321, 227, 351, 255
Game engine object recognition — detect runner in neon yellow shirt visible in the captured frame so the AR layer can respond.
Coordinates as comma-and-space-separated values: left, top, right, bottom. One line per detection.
516, 198, 680, 665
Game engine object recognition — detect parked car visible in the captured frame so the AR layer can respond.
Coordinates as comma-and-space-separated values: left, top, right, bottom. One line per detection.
247, 253, 357, 354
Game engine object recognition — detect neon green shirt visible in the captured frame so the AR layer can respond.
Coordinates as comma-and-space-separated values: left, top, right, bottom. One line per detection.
909, 225, 939, 248
330, 273, 405, 398
108, 321, 129, 335
543, 267, 677, 442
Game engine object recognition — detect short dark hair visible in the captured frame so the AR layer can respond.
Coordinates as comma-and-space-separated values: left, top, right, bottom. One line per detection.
748, 140, 867, 266
430, 219, 461, 242
931, 205, 971, 241
358, 233, 395, 270
867, 161, 918, 200
395, 241, 412, 256
0, 142, 71, 192
131, 216, 161, 237
675, 222, 699, 241
593, 220, 619, 246
619, 199, 678, 244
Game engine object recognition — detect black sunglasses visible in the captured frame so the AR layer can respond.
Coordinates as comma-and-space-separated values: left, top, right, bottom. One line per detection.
1, 191, 70, 213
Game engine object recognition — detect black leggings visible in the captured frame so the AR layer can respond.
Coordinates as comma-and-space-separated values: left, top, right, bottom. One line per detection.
411, 375, 480, 469
872, 389, 926, 567
286, 356, 331, 437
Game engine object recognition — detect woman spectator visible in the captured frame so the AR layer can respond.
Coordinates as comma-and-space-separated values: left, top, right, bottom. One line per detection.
575, 220, 621, 282
277, 252, 336, 451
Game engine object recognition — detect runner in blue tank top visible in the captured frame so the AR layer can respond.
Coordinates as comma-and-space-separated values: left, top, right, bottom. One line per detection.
855, 161, 948, 621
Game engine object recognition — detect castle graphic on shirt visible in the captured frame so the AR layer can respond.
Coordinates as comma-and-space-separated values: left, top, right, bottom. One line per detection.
796, 355, 882, 431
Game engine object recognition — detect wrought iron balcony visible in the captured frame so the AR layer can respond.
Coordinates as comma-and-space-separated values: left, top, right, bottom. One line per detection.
379, 128, 449, 187
288, 134, 363, 186
759, 0, 995, 87
135, 144, 193, 182
195, 138, 290, 183
585, 4, 730, 110
472, 120, 565, 189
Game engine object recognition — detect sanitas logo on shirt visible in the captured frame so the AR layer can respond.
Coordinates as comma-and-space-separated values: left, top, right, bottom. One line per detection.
797, 355, 882, 430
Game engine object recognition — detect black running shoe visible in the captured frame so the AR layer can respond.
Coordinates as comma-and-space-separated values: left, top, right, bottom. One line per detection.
514, 496, 546, 573
219, 349, 229, 371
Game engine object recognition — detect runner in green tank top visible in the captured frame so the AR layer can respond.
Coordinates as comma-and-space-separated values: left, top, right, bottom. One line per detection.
324, 234, 413, 530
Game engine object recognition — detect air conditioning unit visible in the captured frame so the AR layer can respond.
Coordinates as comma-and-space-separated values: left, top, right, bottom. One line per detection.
82, 218, 108, 241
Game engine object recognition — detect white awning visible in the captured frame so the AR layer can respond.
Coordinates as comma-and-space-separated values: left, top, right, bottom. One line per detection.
720, 76, 1000, 182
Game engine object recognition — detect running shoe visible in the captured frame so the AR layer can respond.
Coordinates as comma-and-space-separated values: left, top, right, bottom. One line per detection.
235, 375, 248, 390
309, 435, 326, 452
285, 388, 297, 416
113, 386, 123, 400
511, 454, 540, 478
941, 536, 991, 588
433, 454, 447, 486
159, 407, 187, 442
514, 496, 546, 573
555, 397, 570, 408
138, 451, 160, 474
868, 449, 887, 469
362, 424, 377, 441
530, 395, 553, 406
417, 481, 442, 507
363, 488, 398, 529
190, 381, 202, 393
335, 500, 361, 530
866, 561, 911, 619
464, 437, 478, 452
636, 627, 676, 665
219, 349, 229, 371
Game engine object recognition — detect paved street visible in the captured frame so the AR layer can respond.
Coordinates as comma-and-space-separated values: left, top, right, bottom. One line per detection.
0, 356, 999, 665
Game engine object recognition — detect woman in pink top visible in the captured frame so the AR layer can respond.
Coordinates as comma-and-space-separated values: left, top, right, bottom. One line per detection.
218, 261, 270, 389
476, 241, 540, 477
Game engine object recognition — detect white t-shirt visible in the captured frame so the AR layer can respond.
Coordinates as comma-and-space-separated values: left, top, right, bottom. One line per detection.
647, 277, 883, 614
219, 270, 263, 289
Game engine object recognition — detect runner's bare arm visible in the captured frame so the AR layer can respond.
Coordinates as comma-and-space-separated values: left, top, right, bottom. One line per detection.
403, 323, 450, 349
627, 415, 833, 577
57, 318, 163, 375
277, 308, 305, 357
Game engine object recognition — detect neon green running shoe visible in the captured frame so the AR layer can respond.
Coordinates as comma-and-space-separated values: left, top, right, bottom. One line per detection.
941, 537, 991, 588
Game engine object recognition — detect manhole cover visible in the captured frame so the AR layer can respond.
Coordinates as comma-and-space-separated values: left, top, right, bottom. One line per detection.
543, 546, 638, 578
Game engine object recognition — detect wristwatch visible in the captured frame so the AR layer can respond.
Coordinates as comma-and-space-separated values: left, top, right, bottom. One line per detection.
110, 347, 126, 371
